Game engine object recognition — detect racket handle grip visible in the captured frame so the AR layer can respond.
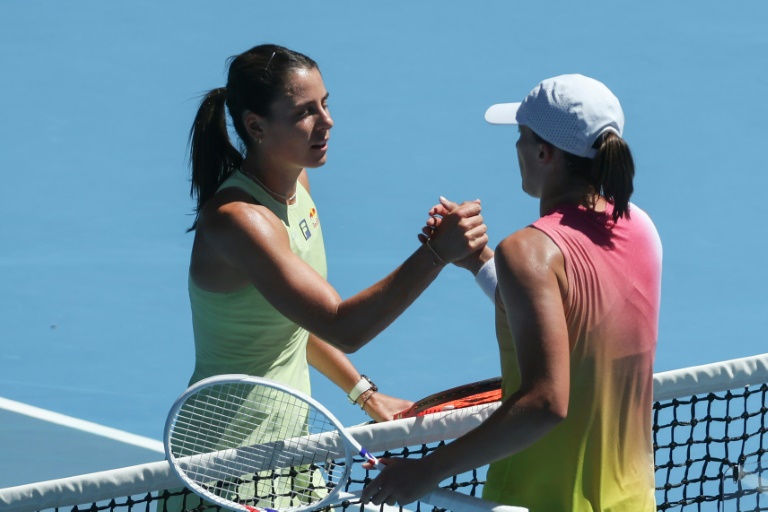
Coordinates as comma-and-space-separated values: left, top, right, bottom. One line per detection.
360, 448, 386, 470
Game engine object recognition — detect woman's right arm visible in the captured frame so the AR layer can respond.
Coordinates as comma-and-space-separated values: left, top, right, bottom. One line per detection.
198, 197, 487, 353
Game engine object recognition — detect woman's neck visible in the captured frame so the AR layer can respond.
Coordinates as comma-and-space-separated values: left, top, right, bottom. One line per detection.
540, 181, 604, 217
241, 155, 300, 204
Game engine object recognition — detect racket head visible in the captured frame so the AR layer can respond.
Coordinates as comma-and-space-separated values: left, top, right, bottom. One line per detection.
394, 376, 502, 419
164, 374, 357, 512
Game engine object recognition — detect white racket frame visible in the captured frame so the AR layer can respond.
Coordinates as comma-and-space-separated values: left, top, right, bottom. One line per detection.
164, 374, 360, 512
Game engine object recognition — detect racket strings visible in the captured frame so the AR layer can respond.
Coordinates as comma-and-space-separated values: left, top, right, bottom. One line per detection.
168, 382, 353, 511
200, 466, 326, 507
394, 378, 502, 419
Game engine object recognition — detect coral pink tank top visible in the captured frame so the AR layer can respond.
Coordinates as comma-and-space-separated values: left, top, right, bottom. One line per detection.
484, 202, 662, 511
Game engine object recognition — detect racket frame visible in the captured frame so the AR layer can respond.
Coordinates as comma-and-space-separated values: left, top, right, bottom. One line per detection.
164, 374, 372, 512
394, 376, 502, 419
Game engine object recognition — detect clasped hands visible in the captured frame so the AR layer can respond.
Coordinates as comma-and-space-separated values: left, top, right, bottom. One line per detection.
419, 196, 488, 266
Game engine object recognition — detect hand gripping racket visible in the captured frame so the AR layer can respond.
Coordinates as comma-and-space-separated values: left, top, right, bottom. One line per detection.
164, 375, 525, 512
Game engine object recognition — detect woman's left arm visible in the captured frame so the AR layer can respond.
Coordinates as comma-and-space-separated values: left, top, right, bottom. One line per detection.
301, 170, 413, 420
306, 334, 413, 422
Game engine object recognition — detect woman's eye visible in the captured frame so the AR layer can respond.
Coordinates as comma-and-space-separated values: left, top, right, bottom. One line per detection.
295, 103, 328, 119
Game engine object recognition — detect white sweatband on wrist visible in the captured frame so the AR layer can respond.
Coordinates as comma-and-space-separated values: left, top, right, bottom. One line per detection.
475, 257, 498, 302
347, 375, 376, 404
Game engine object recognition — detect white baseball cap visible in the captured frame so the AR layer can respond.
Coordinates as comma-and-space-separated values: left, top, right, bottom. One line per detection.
484, 74, 624, 159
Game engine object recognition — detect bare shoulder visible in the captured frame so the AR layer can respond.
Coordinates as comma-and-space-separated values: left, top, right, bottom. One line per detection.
495, 227, 565, 290
191, 187, 291, 289
198, 187, 283, 241
496, 227, 562, 267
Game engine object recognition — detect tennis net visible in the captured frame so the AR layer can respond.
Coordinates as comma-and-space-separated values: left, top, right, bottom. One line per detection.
2, 352, 768, 511
653, 353, 768, 510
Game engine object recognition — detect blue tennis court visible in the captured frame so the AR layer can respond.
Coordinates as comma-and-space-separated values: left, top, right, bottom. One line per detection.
1, 0, 767, 493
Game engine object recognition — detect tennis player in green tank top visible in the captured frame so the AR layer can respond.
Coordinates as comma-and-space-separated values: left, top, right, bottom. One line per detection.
161, 42, 491, 512
185, 44, 489, 422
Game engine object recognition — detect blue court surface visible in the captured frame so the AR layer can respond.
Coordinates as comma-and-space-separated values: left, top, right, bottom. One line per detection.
1, 0, 767, 489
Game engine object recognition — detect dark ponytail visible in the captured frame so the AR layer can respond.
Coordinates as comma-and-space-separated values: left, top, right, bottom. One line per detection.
561, 131, 635, 222
590, 132, 634, 222
186, 44, 318, 231
187, 87, 243, 231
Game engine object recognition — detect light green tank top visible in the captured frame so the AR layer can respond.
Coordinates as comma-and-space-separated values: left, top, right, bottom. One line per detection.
188, 170, 327, 397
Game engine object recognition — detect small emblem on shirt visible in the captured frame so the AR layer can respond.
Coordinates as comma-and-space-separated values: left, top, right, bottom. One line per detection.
299, 219, 311, 240
309, 207, 320, 228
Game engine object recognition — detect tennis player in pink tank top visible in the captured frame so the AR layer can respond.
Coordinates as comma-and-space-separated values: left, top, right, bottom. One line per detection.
363, 74, 662, 511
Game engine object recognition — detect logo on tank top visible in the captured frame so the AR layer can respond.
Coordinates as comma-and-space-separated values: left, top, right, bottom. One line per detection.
299, 219, 311, 240
309, 207, 320, 228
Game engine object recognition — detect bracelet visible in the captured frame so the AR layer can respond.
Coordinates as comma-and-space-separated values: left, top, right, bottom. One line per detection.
347, 375, 377, 404
474, 256, 498, 302
425, 239, 448, 266
359, 389, 377, 410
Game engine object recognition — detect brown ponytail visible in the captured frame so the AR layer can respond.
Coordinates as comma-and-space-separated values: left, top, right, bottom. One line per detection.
187, 87, 243, 231
558, 131, 635, 222
590, 132, 634, 222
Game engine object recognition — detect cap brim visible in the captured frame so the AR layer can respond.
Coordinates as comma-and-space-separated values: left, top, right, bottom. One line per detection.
484, 102, 521, 125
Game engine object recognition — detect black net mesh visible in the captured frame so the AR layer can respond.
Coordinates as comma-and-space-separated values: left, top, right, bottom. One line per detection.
654, 382, 768, 511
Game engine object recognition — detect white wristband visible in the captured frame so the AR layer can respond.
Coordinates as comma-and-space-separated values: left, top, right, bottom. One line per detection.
474, 257, 498, 303
347, 375, 377, 404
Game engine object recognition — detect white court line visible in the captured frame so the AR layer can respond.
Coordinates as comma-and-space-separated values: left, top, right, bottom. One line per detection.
0, 396, 164, 453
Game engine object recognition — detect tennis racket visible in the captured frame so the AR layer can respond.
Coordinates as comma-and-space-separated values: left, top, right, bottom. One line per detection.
164, 374, 380, 512
394, 377, 502, 419
164, 375, 524, 512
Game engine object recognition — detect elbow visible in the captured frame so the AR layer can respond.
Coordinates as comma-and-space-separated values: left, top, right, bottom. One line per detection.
544, 401, 568, 426
518, 387, 569, 426
322, 332, 372, 354
526, 395, 567, 427
541, 387, 569, 423
315, 303, 375, 353
336, 342, 361, 355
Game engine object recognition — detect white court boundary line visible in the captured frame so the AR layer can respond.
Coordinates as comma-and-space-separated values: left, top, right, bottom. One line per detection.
0, 396, 164, 453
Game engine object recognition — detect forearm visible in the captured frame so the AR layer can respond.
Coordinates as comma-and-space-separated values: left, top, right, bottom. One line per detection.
452, 246, 496, 302
326, 243, 445, 351
306, 333, 364, 393
459, 246, 495, 276
307, 334, 412, 422
422, 391, 564, 480
360, 390, 565, 505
